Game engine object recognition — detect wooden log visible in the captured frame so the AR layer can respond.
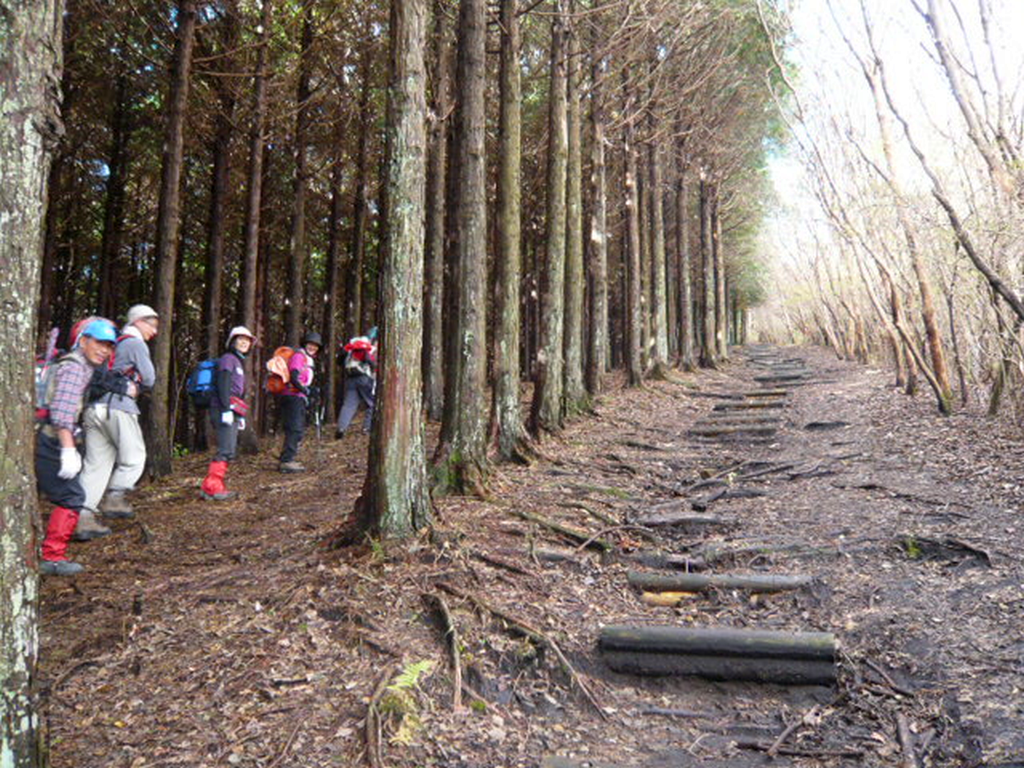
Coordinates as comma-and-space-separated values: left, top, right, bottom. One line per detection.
698, 413, 783, 423
688, 425, 778, 437
743, 389, 788, 398
754, 374, 808, 383
627, 570, 813, 593
599, 625, 836, 685
712, 400, 785, 411
696, 417, 782, 429
634, 508, 726, 527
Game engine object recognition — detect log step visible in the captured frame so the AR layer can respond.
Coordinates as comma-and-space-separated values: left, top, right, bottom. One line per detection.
627, 570, 813, 593
713, 400, 785, 411
754, 374, 809, 383
599, 625, 836, 685
688, 425, 778, 437
697, 415, 783, 426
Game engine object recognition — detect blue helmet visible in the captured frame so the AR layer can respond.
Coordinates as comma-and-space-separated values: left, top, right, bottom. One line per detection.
80, 319, 118, 344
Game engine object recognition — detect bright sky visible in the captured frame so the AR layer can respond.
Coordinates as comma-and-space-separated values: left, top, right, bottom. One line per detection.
765, 0, 1024, 265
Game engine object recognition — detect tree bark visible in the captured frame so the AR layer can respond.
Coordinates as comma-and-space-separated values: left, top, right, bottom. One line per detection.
562, 14, 586, 415
1, 0, 62, 757
585, 65, 608, 395
235, 0, 272, 451
432, 0, 489, 495
147, 0, 198, 477
346, 34, 374, 340
492, 0, 531, 462
623, 120, 643, 386
712, 188, 727, 360
285, 0, 314, 345
698, 175, 716, 367
648, 139, 669, 371
202, 1, 239, 358
422, 0, 451, 421
356, 0, 432, 538
863, 56, 952, 413
97, 71, 133, 319
324, 95, 346, 421
531, 2, 569, 433
675, 143, 695, 370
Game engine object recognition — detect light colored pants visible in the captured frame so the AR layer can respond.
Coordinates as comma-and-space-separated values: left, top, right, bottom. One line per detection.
79, 405, 146, 512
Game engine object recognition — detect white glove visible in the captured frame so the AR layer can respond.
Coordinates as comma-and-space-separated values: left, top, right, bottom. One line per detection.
58, 447, 82, 479
238, 417, 246, 431
221, 410, 234, 426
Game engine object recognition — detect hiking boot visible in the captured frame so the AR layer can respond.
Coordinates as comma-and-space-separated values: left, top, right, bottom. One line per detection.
200, 489, 238, 501
73, 509, 112, 542
279, 461, 306, 474
40, 560, 84, 576
99, 490, 135, 520
334, 430, 345, 441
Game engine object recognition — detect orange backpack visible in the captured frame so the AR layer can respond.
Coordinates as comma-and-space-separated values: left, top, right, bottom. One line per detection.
266, 346, 296, 394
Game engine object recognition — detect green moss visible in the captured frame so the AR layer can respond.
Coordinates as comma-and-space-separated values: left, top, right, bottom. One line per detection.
904, 536, 922, 560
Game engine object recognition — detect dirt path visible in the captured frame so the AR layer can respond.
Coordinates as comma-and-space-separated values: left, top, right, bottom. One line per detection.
39, 346, 1024, 767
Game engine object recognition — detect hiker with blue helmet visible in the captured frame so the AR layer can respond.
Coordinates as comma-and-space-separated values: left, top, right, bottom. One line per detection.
335, 327, 377, 439
200, 326, 255, 501
74, 304, 158, 541
36, 319, 131, 575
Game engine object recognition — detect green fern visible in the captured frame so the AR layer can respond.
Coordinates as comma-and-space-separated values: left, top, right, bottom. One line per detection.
388, 659, 435, 692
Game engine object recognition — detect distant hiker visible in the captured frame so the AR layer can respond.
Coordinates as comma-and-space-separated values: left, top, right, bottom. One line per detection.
74, 304, 158, 541
200, 326, 255, 501
336, 327, 377, 439
275, 331, 321, 473
36, 319, 131, 575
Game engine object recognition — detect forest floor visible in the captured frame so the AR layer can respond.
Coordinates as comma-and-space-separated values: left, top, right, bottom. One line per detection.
39, 345, 1024, 768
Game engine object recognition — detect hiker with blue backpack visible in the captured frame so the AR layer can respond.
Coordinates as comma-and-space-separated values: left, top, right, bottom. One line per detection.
335, 327, 377, 439
269, 331, 322, 474
36, 319, 131, 575
200, 326, 255, 501
74, 304, 159, 541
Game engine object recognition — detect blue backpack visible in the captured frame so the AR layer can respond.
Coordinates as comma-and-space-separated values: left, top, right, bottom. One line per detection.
187, 359, 218, 409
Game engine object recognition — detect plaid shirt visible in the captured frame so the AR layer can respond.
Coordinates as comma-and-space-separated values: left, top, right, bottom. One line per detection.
48, 354, 94, 433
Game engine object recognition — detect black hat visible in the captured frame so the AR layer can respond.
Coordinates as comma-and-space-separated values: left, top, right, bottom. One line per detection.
302, 331, 323, 347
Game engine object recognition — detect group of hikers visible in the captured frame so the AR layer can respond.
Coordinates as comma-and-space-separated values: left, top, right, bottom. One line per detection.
35, 308, 378, 576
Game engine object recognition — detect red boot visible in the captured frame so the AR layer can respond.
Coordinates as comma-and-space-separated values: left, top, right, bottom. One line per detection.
201, 460, 237, 501
41, 507, 84, 576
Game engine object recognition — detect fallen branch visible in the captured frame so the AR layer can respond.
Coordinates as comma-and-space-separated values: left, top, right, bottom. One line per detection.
423, 593, 463, 711
574, 524, 656, 552
768, 704, 820, 758
737, 463, 797, 482
267, 714, 305, 768
896, 713, 918, 768
365, 665, 395, 768
557, 501, 619, 527
864, 658, 915, 697
641, 707, 719, 719
438, 583, 607, 720
470, 550, 535, 577
508, 509, 613, 552
735, 741, 863, 759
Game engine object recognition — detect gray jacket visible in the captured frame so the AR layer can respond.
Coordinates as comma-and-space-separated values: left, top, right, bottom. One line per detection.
105, 332, 156, 415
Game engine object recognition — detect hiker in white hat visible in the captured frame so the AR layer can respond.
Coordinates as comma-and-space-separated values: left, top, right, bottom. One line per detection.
74, 304, 159, 541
